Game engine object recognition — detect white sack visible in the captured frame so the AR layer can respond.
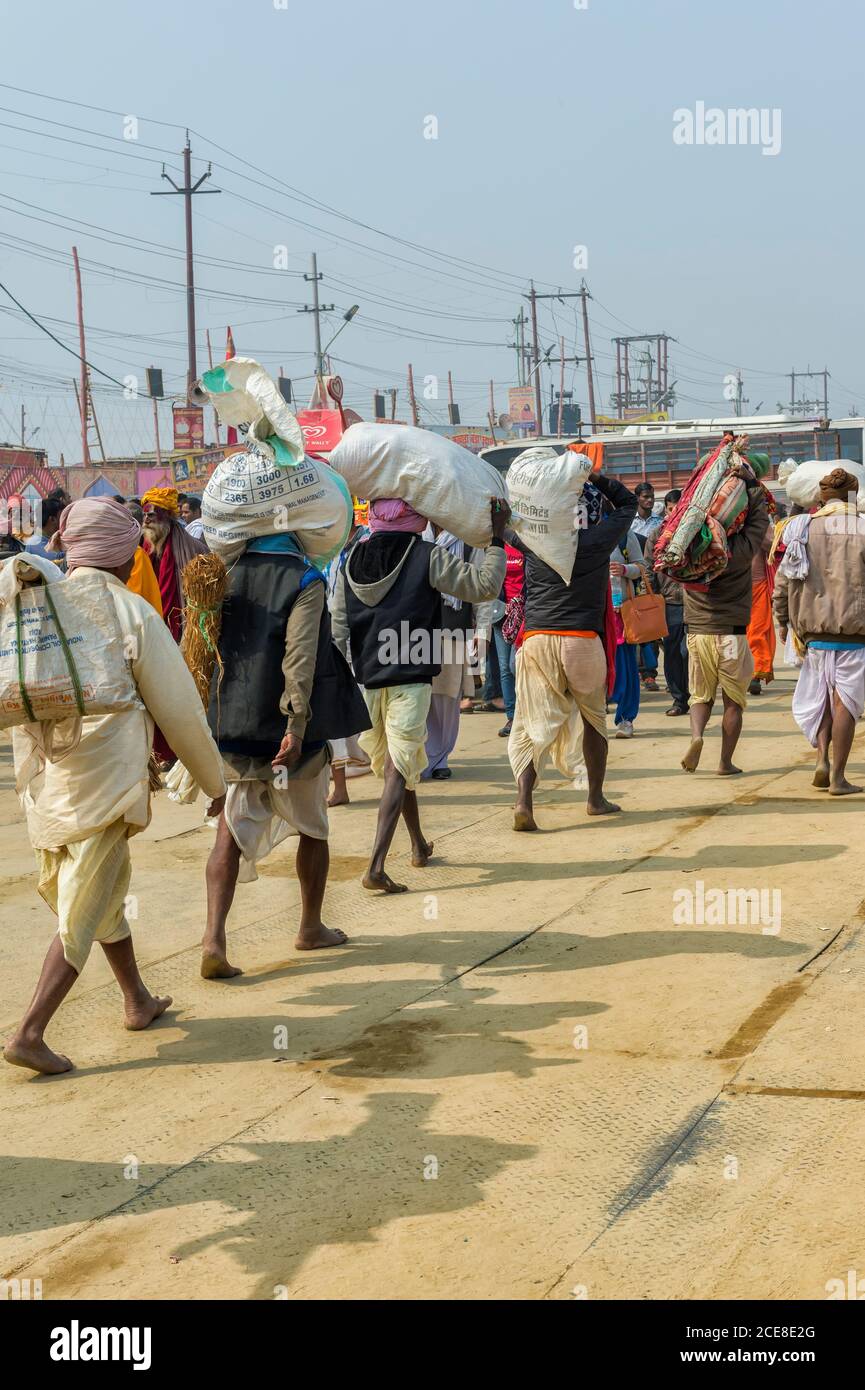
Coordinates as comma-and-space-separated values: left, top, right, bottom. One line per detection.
197, 357, 305, 465
328, 422, 506, 547
505, 446, 594, 582
778, 457, 865, 512
0, 561, 139, 730
202, 444, 353, 567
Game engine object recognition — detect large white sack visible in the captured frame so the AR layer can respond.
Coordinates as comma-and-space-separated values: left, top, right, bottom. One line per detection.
778, 457, 865, 512
328, 422, 506, 547
202, 444, 353, 567
197, 358, 305, 464
0, 560, 139, 730
505, 446, 594, 582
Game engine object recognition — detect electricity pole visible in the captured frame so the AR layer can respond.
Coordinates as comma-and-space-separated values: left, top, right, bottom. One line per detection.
151, 135, 220, 398
527, 282, 543, 437
579, 280, 597, 433
298, 252, 335, 380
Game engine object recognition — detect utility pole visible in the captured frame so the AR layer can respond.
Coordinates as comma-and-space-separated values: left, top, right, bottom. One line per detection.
527, 282, 543, 438
151, 135, 220, 398
407, 363, 420, 426
71, 245, 90, 466
612, 333, 675, 417
298, 252, 335, 381
20, 403, 25, 446
557, 337, 565, 436
525, 284, 590, 435
579, 281, 597, 433
788, 366, 831, 417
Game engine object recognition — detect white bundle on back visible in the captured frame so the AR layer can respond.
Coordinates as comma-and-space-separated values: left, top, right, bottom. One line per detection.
0, 556, 139, 730
506, 446, 594, 582
196, 357, 354, 565
779, 457, 865, 512
202, 445, 354, 566
328, 422, 506, 547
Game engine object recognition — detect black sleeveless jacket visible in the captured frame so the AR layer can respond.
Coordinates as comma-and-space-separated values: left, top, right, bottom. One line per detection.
344, 535, 443, 688
209, 551, 370, 759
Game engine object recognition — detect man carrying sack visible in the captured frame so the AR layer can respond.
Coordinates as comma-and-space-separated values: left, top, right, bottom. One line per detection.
202, 529, 370, 976
3, 499, 225, 1076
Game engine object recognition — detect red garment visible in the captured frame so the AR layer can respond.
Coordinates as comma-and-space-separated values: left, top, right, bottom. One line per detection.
603, 584, 617, 697
503, 544, 525, 603
150, 539, 182, 642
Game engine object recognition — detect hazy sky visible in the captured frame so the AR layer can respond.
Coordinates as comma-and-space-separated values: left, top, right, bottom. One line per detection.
0, 0, 861, 462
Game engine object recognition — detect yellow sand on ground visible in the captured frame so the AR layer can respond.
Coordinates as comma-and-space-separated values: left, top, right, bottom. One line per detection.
1, 659, 863, 1300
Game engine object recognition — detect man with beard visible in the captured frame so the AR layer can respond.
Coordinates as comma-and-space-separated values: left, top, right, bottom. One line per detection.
140, 486, 208, 766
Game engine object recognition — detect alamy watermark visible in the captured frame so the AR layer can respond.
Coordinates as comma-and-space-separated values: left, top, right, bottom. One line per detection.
673, 102, 782, 157
673, 879, 781, 935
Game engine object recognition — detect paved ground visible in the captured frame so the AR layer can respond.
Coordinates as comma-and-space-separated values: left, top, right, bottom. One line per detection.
1, 662, 863, 1301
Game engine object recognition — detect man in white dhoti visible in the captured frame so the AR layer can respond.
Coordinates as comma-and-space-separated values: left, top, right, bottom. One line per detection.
774, 468, 865, 795
3, 499, 226, 1075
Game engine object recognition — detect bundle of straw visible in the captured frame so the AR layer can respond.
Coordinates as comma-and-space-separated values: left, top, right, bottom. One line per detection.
180, 552, 229, 708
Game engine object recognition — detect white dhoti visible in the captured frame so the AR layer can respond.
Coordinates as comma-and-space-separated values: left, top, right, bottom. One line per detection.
360, 683, 432, 790
36, 818, 132, 974
791, 647, 865, 747
223, 753, 330, 883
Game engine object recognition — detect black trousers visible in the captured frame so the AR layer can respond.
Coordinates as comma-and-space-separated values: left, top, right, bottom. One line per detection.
662, 604, 689, 707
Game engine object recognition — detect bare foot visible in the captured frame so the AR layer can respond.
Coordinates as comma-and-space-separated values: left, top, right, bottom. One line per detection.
362, 871, 408, 894
513, 808, 537, 832
681, 738, 704, 773
587, 798, 621, 816
201, 952, 243, 980
327, 790, 350, 808
717, 762, 742, 776
411, 839, 434, 867
813, 764, 831, 789
3, 1036, 73, 1075
830, 779, 863, 797
295, 925, 348, 950
124, 994, 172, 1031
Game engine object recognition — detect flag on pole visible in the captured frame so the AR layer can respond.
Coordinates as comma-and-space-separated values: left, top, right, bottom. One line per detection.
225, 327, 237, 445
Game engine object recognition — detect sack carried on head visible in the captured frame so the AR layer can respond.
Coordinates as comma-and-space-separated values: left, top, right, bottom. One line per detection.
778, 457, 865, 512
328, 422, 506, 548
506, 446, 594, 583
202, 444, 353, 567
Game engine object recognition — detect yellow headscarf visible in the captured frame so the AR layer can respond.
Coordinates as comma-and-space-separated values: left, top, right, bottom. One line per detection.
141, 486, 179, 516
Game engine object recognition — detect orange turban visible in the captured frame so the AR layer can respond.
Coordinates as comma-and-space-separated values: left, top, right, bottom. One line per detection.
141, 486, 179, 516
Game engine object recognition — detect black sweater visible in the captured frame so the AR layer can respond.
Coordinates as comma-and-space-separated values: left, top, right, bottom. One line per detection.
510, 474, 638, 635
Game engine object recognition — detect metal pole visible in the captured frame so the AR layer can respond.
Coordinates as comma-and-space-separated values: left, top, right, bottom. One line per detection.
152, 397, 162, 467
310, 252, 323, 378
581, 287, 597, 433
72, 245, 90, 466
529, 282, 542, 438
557, 337, 565, 437
205, 328, 220, 445
489, 378, 496, 423
182, 141, 197, 396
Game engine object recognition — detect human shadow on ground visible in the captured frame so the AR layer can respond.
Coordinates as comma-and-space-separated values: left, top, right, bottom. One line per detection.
57, 924, 802, 1083
0, 1090, 536, 1299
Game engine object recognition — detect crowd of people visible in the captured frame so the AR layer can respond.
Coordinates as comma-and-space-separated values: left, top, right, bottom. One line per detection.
1, 450, 863, 1076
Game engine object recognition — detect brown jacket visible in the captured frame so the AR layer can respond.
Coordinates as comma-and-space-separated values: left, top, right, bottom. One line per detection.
773, 506, 865, 643
683, 485, 769, 634
645, 530, 683, 606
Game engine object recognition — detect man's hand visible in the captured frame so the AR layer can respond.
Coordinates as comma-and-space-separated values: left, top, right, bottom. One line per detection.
610, 561, 626, 577
779, 626, 788, 643
206, 793, 226, 819
272, 732, 302, 772
491, 496, 512, 541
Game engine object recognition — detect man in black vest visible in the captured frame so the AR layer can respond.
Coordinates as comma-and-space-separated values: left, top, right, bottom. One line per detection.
331, 496, 510, 893
201, 532, 370, 977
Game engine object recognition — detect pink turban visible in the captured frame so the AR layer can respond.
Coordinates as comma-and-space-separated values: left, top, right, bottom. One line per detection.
367, 498, 428, 534
52, 498, 141, 571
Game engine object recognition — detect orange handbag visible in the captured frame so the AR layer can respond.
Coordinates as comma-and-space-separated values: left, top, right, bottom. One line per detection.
619, 564, 669, 645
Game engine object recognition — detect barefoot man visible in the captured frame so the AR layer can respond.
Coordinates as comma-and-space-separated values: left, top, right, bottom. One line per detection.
680, 472, 768, 776
201, 531, 370, 976
507, 472, 637, 830
331, 496, 508, 893
774, 467, 865, 796
3, 499, 225, 1075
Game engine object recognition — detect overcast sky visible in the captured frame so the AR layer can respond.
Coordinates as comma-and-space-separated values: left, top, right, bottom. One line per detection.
0, 0, 861, 461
